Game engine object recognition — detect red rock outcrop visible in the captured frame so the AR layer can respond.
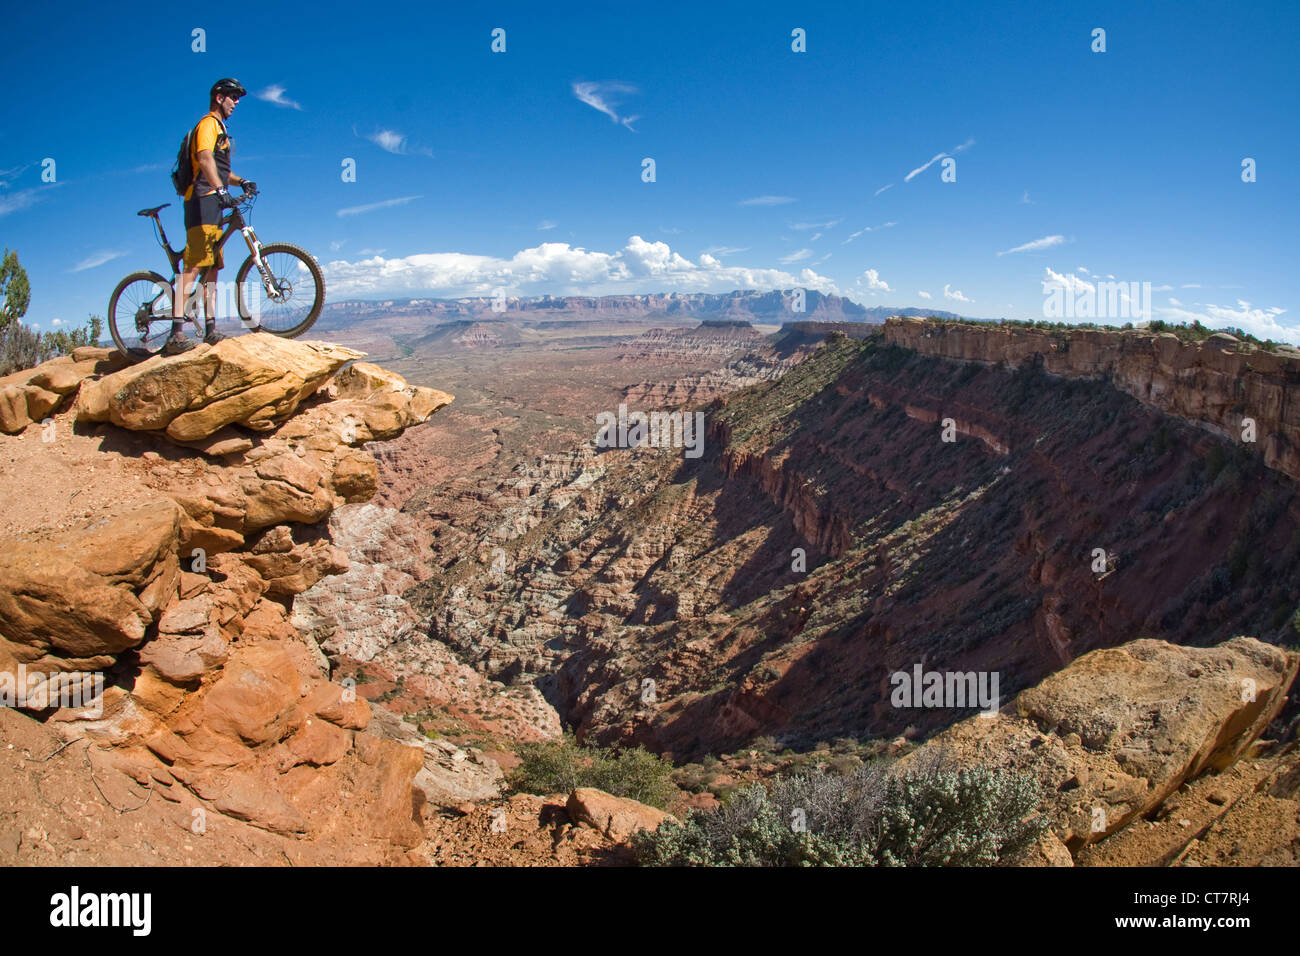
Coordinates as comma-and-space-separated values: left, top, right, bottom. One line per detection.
883, 317, 1300, 482
0, 337, 456, 860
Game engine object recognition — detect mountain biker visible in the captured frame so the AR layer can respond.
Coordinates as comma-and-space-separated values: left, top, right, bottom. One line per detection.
164, 77, 258, 355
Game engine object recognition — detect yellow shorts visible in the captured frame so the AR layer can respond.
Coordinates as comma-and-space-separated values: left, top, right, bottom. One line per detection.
183, 224, 225, 271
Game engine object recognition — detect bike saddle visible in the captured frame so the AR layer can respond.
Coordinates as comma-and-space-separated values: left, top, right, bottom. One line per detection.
137, 203, 171, 217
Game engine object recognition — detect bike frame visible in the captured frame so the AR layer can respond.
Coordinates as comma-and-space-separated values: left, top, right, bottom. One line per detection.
144, 198, 278, 320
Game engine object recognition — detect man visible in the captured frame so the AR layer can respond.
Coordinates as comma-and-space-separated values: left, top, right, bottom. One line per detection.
164, 77, 258, 355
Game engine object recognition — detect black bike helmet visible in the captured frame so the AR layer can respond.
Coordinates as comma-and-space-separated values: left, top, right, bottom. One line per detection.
210, 78, 247, 100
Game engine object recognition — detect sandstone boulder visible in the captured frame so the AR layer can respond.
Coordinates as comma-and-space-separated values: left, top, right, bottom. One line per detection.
566, 787, 678, 842
906, 637, 1298, 854
76, 336, 363, 440
0, 499, 182, 672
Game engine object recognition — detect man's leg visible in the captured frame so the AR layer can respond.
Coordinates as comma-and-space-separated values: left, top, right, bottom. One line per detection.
170, 266, 202, 337
202, 268, 225, 344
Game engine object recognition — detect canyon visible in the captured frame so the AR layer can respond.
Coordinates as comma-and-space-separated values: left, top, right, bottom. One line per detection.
1, 313, 1297, 866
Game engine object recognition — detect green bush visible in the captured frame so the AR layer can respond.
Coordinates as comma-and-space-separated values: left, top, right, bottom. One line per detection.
634, 755, 1047, 867
0, 315, 103, 377
507, 732, 676, 809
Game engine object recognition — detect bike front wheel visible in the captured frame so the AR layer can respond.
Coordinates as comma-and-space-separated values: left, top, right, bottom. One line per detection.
107, 270, 175, 357
236, 243, 325, 338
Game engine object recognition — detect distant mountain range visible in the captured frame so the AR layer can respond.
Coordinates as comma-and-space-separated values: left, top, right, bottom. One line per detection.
315, 290, 995, 326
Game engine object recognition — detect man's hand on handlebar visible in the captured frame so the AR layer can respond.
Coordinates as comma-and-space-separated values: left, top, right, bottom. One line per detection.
215, 187, 240, 209
241, 180, 258, 196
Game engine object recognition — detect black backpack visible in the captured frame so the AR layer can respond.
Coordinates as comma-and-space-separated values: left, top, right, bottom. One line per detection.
169, 117, 226, 196
170, 127, 195, 197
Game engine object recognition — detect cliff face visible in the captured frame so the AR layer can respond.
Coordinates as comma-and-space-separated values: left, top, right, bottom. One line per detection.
0, 338, 478, 865
402, 334, 1300, 763
883, 317, 1300, 482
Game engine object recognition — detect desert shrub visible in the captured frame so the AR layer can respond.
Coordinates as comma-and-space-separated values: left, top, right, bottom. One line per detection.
634, 756, 1047, 867
0, 314, 103, 377
507, 732, 675, 808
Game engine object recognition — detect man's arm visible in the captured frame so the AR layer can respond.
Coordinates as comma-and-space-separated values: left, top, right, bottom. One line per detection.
196, 150, 242, 191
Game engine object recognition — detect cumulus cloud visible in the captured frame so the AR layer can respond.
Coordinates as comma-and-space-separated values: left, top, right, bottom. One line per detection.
997, 234, 1066, 257
70, 249, 126, 272
738, 195, 796, 206
1041, 267, 1093, 296
572, 81, 641, 130
860, 268, 891, 292
337, 195, 423, 217
1157, 300, 1295, 345
321, 235, 843, 302
917, 290, 932, 299
256, 84, 302, 110
943, 283, 973, 303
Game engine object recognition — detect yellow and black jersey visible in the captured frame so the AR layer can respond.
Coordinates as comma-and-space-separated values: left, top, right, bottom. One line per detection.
185, 111, 233, 200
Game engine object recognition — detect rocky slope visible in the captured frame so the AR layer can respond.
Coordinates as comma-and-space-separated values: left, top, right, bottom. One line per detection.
0, 337, 500, 863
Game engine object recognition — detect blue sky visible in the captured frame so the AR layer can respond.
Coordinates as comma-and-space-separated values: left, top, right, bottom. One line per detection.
2, 0, 1297, 341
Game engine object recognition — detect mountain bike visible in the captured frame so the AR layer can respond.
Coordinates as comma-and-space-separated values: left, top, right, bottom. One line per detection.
107, 186, 325, 357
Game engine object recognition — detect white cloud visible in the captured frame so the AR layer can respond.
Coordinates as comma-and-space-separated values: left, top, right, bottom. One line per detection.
903, 139, 975, 183
860, 268, 891, 292
357, 248, 386, 256
1151, 284, 1173, 291
321, 235, 843, 302
702, 245, 749, 256
874, 184, 894, 197
739, 195, 796, 206
51, 318, 62, 326
841, 221, 897, 245
780, 248, 813, 264
904, 152, 948, 183
337, 195, 423, 217
330, 239, 347, 252
0, 162, 33, 189
997, 234, 1066, 257
1181, 283, 1201, 289
790, 218, 841, 231
0, 184, 55, 218
362, 128, 432, 157
1167, 296, 1182, 307
1041, 267, 1093, 296
538, 220, 557, 230
1078, 266, 1090, 274
256, 84, 303, 110
572, 81, 640, 129
917, 290, 932, 299
70, 249, 126, 272
943, 283, 973, 303
1156, 300, 1296, 345
1020, 190, 1033, 204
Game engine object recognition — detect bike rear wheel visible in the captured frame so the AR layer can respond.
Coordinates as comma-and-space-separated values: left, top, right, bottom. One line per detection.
107, 271, 176, 357
236, 243, 325, 337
